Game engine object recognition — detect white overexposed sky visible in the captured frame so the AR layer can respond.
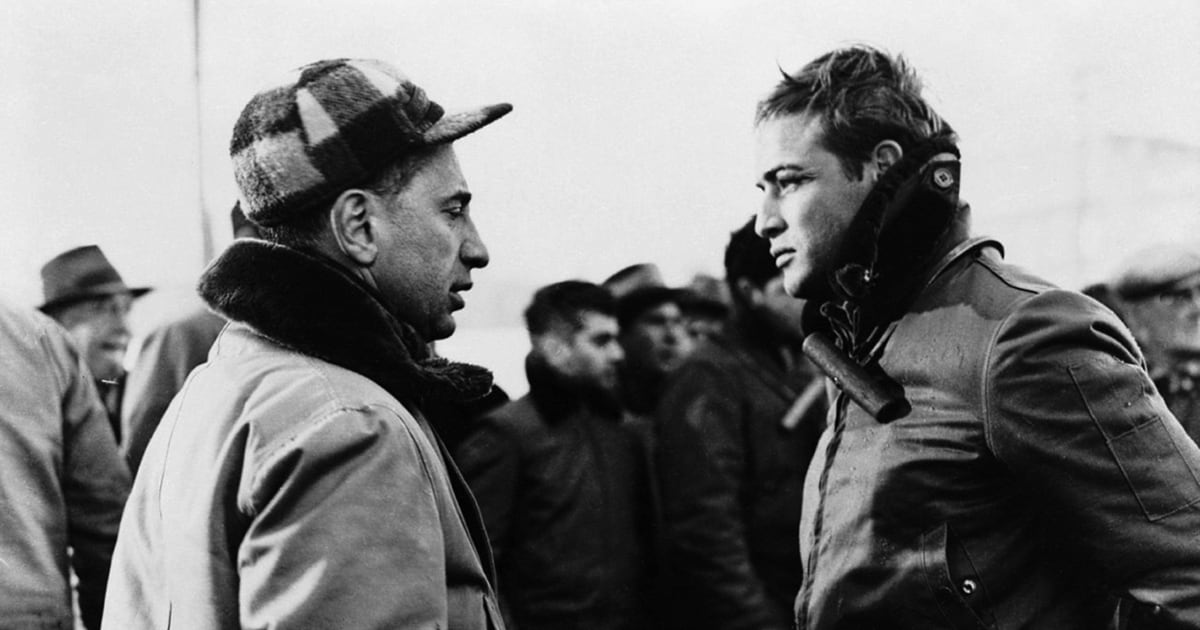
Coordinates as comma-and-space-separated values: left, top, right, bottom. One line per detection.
4, 0, 1200, 391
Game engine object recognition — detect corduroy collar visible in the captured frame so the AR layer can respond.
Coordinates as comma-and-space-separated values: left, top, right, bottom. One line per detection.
198, 239, 493, 407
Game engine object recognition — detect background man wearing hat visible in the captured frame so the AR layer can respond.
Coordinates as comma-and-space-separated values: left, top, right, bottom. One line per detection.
1110, 242, 1200, 444
104, 58, 511, 628
39, 244, 151, 442
654, 219, 824, 630
602, 263, 695, 419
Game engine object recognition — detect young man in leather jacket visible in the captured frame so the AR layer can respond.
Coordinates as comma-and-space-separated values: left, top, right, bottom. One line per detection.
754, 45, 1200, 629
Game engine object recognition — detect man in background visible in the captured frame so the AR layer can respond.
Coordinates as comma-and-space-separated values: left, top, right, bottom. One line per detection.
603, 263, 694, 419
655, 219, 825, 630
0, 298, 129, 629
1111, 242, 1200, 443
120, 203, 259, 472
455, 280, 653, 630
39, 245, 150, 441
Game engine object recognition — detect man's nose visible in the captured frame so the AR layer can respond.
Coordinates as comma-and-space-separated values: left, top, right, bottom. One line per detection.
462, 222, 490, 269
756, 202, 785, 240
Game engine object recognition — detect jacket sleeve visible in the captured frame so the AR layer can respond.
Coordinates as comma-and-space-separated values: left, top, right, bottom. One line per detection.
656, 361, 791, 630
48, 324, 131, 630
986, 289, 1200, 627
238, 405, 454, 629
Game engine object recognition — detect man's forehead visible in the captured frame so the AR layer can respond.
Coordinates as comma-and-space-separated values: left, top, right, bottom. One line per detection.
399, 144, 469, 200
578, 310, 619, 332
754, 113, 825, 168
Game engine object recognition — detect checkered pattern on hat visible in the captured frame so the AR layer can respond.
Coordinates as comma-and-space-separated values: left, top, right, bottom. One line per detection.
231, 58, 511, 226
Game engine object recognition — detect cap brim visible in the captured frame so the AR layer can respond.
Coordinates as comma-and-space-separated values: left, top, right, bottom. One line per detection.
618, 286, 692, 324
424, 103, 513, 145
39, 285, 153, 312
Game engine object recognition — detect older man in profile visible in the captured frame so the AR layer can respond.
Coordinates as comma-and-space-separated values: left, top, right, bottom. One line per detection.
104, 58, 511, 629
39, 245, 150, 440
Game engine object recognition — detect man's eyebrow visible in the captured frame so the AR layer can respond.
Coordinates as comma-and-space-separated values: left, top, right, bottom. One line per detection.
759, 163, 811, 183
446, 190, 472, 205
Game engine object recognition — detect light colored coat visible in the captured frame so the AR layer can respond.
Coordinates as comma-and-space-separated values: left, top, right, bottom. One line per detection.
0, 300, 129, 630
104, 323, 502, 629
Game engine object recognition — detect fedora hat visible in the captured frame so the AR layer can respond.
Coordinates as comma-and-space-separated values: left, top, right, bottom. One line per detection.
39, 245, 151, 312
602, 263, 691, 328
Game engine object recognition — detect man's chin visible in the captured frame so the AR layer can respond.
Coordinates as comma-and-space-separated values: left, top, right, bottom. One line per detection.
427, 315, 458, 342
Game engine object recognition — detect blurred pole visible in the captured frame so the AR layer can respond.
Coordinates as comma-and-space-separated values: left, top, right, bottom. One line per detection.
1072, 65, 1093, 285
194, 0, 214, 263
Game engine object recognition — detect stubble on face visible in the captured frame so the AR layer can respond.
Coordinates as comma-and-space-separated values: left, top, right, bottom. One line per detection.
370, 146, 486, 342
754, 114, 876, 299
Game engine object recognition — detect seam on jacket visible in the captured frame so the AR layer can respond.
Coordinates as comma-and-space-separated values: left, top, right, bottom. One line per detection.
972, 256, 1047, 463
154, 355, 215, 520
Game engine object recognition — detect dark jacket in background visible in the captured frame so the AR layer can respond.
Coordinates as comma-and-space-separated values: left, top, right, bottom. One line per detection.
120, 305, 225, 472
455, 357, 653, 630
655, 322, 825, 630
0, 300, 130, 630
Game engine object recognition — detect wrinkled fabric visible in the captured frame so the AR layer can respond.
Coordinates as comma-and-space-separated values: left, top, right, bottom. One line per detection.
656, 325, 824, 630
797, 244, 1200, 629
0, 301, 130, 630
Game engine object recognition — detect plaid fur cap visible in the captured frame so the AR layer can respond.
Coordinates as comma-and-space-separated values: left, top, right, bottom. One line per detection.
230, 58, 512, 226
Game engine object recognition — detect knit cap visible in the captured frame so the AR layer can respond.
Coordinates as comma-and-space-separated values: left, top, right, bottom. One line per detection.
230, 58, 512, 226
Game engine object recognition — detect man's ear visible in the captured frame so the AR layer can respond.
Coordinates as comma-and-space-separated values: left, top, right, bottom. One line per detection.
329, 189, 378, 266
534, 334, 572, 370
871, 140, 903, 178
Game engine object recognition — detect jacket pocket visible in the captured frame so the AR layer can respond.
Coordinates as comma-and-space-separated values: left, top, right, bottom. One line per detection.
1069, 358, 1200, 521
919, 523, 996, 630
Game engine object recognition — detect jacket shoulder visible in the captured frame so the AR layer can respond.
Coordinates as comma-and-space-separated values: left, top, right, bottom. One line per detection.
478, 395, 545, 435
194, 325, 420, 459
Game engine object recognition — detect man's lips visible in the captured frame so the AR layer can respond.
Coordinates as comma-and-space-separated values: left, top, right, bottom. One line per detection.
771, 248, 796, 269
449, 284, 472, 309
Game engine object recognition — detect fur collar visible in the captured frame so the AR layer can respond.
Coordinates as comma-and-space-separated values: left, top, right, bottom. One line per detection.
198, 239, 493, 407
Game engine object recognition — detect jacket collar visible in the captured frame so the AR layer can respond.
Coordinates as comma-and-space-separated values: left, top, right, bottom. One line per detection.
525, 353, 623, 423
198, 239, 493, 408
812, 137, 987, 359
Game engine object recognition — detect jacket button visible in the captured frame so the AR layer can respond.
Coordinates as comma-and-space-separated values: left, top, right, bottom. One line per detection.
960, 578, 978, 596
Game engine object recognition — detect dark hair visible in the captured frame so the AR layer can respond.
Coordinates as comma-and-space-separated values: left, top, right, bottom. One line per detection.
524, 280, 617, 337
723, 216, 777, 307
257, 149, 436, 249
755, 45, 956, 179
